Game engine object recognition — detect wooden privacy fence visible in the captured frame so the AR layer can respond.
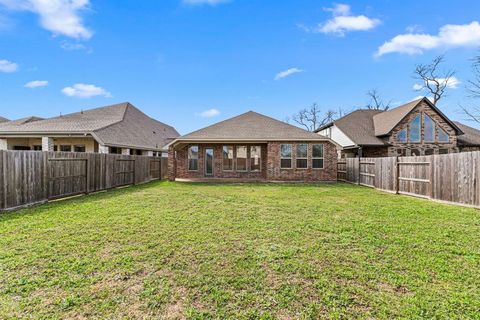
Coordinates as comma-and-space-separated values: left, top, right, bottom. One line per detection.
338, 151, 480, 208
0, 150, 168, 211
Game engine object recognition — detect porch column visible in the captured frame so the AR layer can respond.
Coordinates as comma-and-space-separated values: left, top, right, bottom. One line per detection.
122, 148, 130, 155
168, 146, 176, 181
0, 138, 7, 150
98, 144, 109, 154
41, 137, 54, 151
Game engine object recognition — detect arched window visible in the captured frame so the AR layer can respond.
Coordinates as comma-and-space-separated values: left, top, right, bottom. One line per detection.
438, 127, 449, 143
424, 114, 435, 142
409, 114, 421, 143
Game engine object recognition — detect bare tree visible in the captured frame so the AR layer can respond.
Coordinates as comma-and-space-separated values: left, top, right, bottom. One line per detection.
366, 89, 391, 111
290, 103, 342, 131
413, 55, 456, 105
461, 54, 480, 124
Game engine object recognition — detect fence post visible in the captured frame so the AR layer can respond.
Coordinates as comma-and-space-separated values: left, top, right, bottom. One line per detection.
395, 156, 400, 194
1, 151, 5, 210
430, 155, 434, 199
357, 157, 361, 185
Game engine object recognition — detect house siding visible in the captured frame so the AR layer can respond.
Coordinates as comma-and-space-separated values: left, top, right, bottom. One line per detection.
169, 141, 337, 182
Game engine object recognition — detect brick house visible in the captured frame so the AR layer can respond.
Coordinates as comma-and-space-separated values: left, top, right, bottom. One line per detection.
0, 103, 179, 156
166, 111, 338, 182
316, 97, 480, 158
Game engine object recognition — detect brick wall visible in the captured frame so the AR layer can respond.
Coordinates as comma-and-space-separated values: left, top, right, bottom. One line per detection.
169, 141, 337, 182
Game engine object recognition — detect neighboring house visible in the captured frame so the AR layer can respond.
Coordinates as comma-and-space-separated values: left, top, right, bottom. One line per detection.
0, 102, 179, 156
0, 116, 9, 123
166, 111, 338, 181
316, 97, 480, 158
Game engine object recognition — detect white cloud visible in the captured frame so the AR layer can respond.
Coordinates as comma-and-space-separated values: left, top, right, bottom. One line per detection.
25, 80, 48, 88
376, 21, 480, 56
62, 83, 111, 98
182, 0, 230, 6
0, 59, 18, 73
198, 108, 220, 118
316, 3, 380, 36
0, 0, 92, 39
413, 76, 461, 91
61, 41, 92, 53
274, 67, 304, 80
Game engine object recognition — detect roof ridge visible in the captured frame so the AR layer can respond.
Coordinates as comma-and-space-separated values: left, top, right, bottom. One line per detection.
91, 103, 130, 133
179, 111, 255, 138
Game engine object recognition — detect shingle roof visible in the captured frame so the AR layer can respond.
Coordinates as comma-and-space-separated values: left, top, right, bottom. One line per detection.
0, 116, 9, 123
176, 111, 330, 141
328, 109, 386, 146
0, 102, 179, 151
373, 99, 421, 136
454, 121, 480, 146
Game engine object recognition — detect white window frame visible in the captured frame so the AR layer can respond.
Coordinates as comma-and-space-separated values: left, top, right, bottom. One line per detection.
236, 146, 248, 172
222, 145, 234, 171
296, 144, 308, 169
280, 144, 293, 169
312, 144, 324, 169
188, 145, 199, 171
250, 146, 262, 172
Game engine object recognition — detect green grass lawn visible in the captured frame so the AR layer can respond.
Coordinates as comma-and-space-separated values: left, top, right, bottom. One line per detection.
0, 182, 479, 319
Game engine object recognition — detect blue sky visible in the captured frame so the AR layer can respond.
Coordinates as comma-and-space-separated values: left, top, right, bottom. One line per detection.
0, 0, 480, 134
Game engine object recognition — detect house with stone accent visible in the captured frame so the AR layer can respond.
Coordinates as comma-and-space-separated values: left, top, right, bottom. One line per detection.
0, 102, 179, 156
316, 97, 480, 158
166, 111, 338, 182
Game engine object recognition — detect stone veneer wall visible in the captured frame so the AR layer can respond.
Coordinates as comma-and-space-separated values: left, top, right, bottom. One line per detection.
387, 100, 458, 156
169, 141, 337, 182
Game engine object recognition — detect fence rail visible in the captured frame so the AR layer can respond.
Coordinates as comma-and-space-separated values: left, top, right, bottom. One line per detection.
0, 150, 168, 211
338, 151, 480, 208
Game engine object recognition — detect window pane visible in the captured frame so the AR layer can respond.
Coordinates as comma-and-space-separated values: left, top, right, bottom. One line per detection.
438, 127, 449, 142
280, 144, 292, 158
296, 159, 308, 168
409, 115, 421, 142
397, 128, 407, 143
312, 144, 324, 158
424, 114, 435, 142
74, 145, 85, 152
60, 145, 71, 152
188, 146, 199, 171
236, 146, 247, 171
312, 159, 324, 169
280, 159, 292, 169
223, 146, 233, 170
411, 149, 420, 156
425, 149, 434, 155
250, 146, 261, 171
296, 144, 307, 158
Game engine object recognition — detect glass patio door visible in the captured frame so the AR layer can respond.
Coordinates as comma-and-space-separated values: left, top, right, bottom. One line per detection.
205, 148, 214, 176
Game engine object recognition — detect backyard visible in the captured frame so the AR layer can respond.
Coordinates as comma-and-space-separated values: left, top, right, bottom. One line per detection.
0, 181, 479, 319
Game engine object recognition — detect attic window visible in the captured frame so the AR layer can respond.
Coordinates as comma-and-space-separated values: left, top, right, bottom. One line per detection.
397, 128, 407, 143
424, 114, 435, 142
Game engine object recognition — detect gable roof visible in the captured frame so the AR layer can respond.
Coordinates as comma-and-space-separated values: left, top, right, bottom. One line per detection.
0, 102, 179, 151
174, 111, 331, 142
454, 121, 480, 147
373, 97, 463, 136
0, 116, 9, 123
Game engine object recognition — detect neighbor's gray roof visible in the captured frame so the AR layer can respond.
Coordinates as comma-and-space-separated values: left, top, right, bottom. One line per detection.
176, 111, 330, 141
454, 121, 480, 146
327, 109, 386, 146
0, 116, 9, 123
0, 103, 179, 151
